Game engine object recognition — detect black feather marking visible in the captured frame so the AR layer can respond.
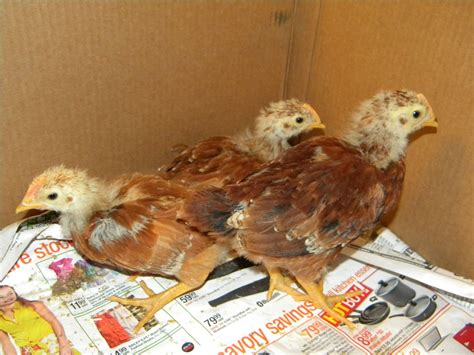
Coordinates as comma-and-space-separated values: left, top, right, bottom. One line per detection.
322, 220, 339, 233
182, 187, 239, 234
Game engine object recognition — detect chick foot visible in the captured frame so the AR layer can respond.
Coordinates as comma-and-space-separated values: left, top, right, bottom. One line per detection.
325, 289, 365, 308
294, 278, 365, 330
266, 267, 305, 301
109, 281, 194, 333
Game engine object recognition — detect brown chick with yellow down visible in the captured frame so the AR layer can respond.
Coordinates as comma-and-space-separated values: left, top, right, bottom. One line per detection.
181, 90, 437, 329
163, 99, 324, 187
16, 171, 230, 333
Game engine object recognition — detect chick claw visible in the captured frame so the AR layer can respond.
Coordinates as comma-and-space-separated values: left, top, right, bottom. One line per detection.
294, 279, 365, 330
138, 280, 156, 297
108, 281, 194, 333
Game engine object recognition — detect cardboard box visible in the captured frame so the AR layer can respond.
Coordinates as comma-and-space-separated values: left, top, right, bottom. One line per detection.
1, 1, 472, 278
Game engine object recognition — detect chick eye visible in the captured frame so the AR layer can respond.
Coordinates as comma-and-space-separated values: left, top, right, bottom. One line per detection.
47, 193, 58, 200
295, 117, 304, 124
412, 111, 421, 119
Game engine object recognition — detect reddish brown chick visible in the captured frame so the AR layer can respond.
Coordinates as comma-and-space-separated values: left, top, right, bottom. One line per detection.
182, 90, 437, 328
162, 99, 323, 187
16, 167, 229, 333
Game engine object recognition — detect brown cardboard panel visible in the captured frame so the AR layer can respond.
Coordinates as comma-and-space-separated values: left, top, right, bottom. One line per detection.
284, 0, 320, 99
0, 0, 297, 225
306, 1, 474, 277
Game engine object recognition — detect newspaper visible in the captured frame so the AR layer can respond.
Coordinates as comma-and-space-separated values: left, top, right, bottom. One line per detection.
342, 229, 474, 303
0, 216, 473, 354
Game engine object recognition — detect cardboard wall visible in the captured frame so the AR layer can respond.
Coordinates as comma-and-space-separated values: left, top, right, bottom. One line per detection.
0, 0, 301, 223
294, 0, 473, 278
1, 1, 472, 278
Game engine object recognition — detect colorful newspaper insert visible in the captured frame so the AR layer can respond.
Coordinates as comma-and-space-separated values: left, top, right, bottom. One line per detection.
0, 218, 472, 354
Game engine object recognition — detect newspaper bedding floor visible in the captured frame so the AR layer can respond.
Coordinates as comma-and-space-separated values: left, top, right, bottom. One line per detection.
0, 214, 473, 354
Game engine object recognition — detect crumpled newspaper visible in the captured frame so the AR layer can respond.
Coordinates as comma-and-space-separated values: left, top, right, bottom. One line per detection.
0, 212, 69, 280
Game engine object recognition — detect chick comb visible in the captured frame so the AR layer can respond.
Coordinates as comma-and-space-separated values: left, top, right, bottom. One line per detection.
26, 177, 47, 198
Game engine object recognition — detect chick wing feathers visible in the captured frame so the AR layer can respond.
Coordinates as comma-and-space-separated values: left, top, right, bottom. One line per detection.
163, 136, 262, 187
225, 137, 396, 258
74, 175, 213, 276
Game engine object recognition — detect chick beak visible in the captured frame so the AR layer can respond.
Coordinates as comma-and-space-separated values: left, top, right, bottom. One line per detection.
417, 93, 438, 129
303, 103, 325, 131
16, 200, 45, 214
423, 117, 438, 128
307, 122, 326, 131
16, 187, 45, 213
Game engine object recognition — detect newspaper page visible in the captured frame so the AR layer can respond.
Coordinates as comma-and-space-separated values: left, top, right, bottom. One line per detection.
0, 218, 473, 354
342, 229, 474, 302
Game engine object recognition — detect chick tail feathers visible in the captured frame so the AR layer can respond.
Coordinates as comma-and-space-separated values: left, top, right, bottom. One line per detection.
179, 187, 239, 235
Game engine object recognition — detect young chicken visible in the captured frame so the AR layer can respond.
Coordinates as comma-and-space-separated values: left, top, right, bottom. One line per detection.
181, 90, 437, 328
16, 168, 230, 333
163, 99, 324, 187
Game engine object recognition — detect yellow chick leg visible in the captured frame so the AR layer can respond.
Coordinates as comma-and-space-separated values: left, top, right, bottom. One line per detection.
321, 280, 365, 307
266, 267, 305, 301
111, 243, 229, 333
109, 281, 194, 333
294, 278, 364, 330
128, 275, 138, 282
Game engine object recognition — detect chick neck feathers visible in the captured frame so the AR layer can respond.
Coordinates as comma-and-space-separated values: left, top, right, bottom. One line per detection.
344, 90, 420, 170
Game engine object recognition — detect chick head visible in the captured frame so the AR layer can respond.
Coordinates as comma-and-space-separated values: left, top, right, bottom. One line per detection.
347, 90, 438, 169
255, 99, 324, 142
16, 166, 97, 214
355, 90, 437, 138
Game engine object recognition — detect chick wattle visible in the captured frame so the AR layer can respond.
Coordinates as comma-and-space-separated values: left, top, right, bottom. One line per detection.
163, 99, 324, 187
181, 90, 437, 329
